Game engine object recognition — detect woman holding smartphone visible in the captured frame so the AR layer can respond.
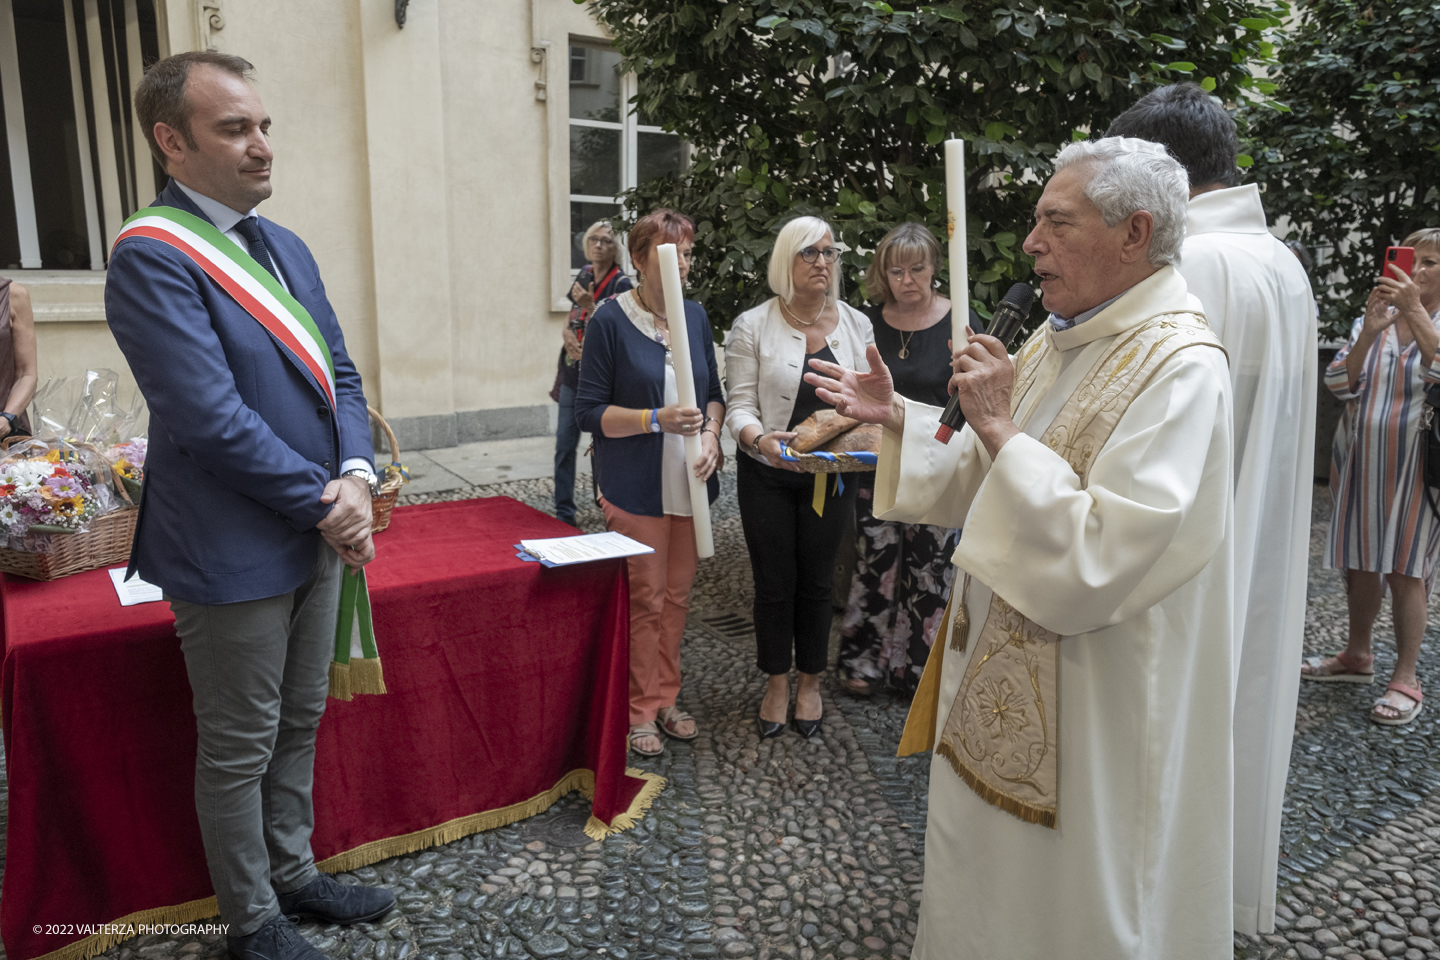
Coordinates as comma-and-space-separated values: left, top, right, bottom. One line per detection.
1304, 229, 1440, 726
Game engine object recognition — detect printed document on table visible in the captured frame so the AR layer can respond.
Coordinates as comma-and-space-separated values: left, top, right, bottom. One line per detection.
518, 531, 655, 566
109, 566, 164, 606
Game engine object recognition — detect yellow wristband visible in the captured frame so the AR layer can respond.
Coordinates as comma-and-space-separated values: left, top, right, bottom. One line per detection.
640, 408, 650, 434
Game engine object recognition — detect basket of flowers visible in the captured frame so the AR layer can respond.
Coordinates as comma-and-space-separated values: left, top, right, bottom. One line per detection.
0, 438, 136, 581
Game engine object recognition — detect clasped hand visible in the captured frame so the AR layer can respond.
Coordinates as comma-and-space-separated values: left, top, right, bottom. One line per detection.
317, 474, 374, 568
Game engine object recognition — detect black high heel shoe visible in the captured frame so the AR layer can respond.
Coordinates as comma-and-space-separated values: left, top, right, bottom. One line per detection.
791, 716, 822, 739
757, 714, 786, 740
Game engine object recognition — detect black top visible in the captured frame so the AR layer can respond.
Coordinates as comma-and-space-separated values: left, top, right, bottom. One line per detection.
558, 263, 634, 389
787, 344, 839, 431
864, 305, 986, 408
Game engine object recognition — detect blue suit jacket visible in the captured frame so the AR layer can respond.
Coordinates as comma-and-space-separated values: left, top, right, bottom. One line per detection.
105, 180, 373, 604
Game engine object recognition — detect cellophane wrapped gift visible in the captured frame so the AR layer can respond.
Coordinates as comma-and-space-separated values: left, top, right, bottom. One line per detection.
0, 437, 124, 551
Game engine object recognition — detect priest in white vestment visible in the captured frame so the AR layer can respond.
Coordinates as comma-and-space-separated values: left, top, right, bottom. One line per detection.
806, 138, 1235, 959
1110, 84, 1318, 936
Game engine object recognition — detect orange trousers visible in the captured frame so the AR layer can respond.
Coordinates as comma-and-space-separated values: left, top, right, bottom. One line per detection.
600, 498, 698, 726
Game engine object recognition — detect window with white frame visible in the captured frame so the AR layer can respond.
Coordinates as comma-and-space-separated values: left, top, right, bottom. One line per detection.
567, 40, 685, 272
0, 0, 162, 271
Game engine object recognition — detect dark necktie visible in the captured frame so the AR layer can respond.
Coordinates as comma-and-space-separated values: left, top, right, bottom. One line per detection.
233, 216, 280, 283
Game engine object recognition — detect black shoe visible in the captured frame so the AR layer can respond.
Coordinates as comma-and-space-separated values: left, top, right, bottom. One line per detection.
757, 715, 786, 740
228, 916, 326, 960
791, 716, 823, 739
276, 872, 396, 925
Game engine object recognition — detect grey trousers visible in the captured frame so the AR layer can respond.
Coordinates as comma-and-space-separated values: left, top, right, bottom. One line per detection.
169, 542, 343, 936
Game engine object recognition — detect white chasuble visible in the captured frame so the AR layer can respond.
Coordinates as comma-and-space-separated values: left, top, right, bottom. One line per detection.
876, 266, 1237, 960
1180, 184, 1317, 936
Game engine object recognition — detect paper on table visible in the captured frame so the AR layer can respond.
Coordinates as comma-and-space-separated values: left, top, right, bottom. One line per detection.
518, 531, 655, 566
109, 566, 164, 606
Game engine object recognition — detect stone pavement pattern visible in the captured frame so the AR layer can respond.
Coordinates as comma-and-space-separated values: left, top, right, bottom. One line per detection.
1, 467, 1438, 960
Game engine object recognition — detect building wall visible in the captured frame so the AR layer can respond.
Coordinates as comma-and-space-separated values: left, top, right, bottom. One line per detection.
24, 0, 609, 451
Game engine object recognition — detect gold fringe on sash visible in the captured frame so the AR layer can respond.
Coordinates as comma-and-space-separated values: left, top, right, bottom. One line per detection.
935, 740, 1058, 828
28, 768, 666, 960
327, 660, 351, 702
347, 657, 387, 696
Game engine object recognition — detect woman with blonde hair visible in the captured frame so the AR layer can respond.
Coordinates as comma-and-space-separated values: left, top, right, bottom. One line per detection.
576, 209, 723, 756
837, 222, 983, 696
726, 216, 874, 739
552, 221, 632, 525
1304, 227, 1440, 726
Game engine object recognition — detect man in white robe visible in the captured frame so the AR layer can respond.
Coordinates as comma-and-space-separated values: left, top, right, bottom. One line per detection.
1110, 84, 1318, 935
807, 138, 1235, 959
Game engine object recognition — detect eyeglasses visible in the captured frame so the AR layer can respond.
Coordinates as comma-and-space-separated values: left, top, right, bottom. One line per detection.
886, 264, 933, 281
799, 246, 838, 264
587, 235, 616, 246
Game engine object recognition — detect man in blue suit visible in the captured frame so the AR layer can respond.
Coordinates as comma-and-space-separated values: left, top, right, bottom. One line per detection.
106, 51, 394, 960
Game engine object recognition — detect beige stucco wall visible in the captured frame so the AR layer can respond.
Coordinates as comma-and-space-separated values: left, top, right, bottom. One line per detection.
24, 0, 612, 449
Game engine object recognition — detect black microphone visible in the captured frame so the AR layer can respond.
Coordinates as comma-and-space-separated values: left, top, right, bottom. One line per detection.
934, 282, 1037, 444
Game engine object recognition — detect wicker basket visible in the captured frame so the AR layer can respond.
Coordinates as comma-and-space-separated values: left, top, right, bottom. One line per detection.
0, 507, 139, 581
368, 406, 408, 533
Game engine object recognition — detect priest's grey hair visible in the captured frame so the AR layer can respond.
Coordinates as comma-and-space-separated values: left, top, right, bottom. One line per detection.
1053, 137, 1188, 267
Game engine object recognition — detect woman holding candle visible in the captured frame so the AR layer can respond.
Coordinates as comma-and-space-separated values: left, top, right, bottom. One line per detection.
575, 208, 725, 757
553, 221, 632, 526
837, 223, 983, 696
726, 216, 874, 740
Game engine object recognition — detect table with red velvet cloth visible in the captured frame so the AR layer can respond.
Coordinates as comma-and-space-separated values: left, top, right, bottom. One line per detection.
0, 497, 655, 960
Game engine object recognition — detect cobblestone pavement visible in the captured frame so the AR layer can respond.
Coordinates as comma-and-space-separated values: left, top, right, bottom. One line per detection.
4, 478, 1440, 960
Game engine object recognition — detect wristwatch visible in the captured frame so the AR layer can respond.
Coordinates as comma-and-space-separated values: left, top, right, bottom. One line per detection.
649, 409, 663, 434
342, 467, 381, 498
0, 412, 15, 427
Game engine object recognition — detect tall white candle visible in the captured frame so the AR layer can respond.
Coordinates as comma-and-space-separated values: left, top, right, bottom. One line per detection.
655, 243, 715, 560
945, 138, 968, 345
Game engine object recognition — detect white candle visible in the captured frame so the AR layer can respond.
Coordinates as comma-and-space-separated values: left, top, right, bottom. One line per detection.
945, 138, 968, 345
655, 243, 715, 560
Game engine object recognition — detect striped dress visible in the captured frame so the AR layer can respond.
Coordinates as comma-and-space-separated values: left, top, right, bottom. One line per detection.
1326, 313, 1440, 587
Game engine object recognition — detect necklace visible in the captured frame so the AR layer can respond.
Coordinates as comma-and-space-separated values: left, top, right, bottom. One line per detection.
781, 296, 826, 328
898, 329, 915, 360
637, 280, 668, 323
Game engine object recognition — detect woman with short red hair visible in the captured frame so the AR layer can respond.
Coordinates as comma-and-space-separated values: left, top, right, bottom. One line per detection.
575, 208, 725, 757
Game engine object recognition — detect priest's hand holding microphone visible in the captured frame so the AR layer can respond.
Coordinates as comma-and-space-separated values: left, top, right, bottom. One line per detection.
804, 282, 1035, 460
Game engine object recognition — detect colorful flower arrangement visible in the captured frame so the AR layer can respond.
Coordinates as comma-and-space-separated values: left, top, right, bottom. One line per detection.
106, 438, 147, 503
0, 444, 117, 535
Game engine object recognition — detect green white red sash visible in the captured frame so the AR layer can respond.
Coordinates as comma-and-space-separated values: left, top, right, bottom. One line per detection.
115, 204, 385, 700
113, 205, 338, 409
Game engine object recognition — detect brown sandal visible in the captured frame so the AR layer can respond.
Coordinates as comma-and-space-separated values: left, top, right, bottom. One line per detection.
628, 722, 663, 756
657, 706, 698, 741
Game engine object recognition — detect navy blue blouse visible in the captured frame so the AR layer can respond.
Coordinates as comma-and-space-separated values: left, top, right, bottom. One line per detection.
574, 294, 725, 518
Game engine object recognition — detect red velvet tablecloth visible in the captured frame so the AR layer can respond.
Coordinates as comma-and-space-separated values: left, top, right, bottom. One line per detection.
1, 498, 651, 960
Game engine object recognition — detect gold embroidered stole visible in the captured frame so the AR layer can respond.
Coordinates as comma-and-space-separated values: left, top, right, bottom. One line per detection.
932, 311, 1224, 829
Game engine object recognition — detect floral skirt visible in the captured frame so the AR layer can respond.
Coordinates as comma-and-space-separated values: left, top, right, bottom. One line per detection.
837, 480, 958, 694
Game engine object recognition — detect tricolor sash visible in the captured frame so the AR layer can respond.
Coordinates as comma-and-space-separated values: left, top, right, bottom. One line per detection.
115, 204, 384, 700
114, 205, 338, 409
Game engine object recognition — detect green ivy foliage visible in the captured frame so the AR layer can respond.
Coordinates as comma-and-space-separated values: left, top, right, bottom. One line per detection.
583, 0, 1288, 331
1244, 0, 1440, 341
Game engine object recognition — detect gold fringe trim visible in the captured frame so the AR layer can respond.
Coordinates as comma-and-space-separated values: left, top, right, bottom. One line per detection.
348, 657, 387, 696
936, 739, 1056, 829
27, 768, 664, 960
583, 767, 666, 840
327, 660, 351, 701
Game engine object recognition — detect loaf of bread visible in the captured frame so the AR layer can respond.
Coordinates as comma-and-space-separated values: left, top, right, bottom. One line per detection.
791, 409, 861, 453
823, 423, 881, 454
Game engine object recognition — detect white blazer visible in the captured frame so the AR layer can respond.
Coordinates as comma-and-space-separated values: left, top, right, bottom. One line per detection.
724, 297, 875, 462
